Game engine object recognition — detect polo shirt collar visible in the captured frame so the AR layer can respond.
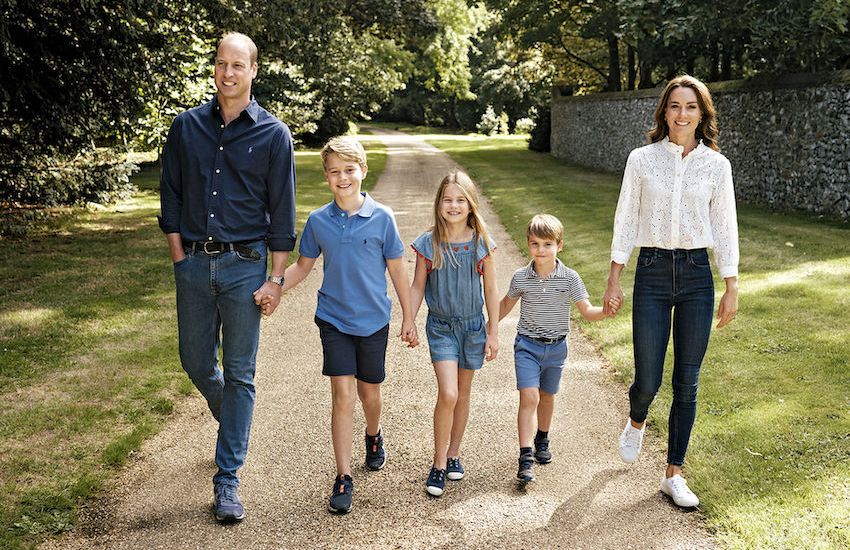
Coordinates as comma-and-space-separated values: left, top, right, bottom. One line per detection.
525, 258, 567, 279
210, 96, 260, 123
329, 192, 376, 218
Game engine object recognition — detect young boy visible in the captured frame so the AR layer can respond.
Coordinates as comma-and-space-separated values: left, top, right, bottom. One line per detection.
499, 214, 618, 482
264, 136, 418, 513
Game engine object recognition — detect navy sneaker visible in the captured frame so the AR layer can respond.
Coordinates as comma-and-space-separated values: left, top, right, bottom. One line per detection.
365, 429, 386, 471
446, 457, 465, 480
328, 474, 354, 514
517, 454, 535, 482
213, 483, 245, 523
426, 466, 446, 497
534, 436, 552, 464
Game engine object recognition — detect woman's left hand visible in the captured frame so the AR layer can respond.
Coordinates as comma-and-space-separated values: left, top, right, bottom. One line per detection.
716, 278, 739, 329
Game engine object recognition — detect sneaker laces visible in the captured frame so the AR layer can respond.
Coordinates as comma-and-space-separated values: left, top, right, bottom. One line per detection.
670, 476, 692, 496
624, 426, 642, 448
218, 484, 238, 502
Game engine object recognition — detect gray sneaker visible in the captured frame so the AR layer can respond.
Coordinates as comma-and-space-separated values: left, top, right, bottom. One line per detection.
214, 483, 245, 523
517, 454, 535, 482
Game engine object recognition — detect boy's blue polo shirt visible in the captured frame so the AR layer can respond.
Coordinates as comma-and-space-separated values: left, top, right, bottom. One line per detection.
299, 193, 404, 336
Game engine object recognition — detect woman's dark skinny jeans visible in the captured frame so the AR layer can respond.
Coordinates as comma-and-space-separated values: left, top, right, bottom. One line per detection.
629, 247, 714, 466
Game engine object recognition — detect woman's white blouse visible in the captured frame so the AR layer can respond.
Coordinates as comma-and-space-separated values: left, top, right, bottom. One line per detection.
611, 138, 739, 278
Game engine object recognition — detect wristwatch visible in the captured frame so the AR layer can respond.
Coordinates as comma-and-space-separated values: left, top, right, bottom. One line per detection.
267, 275, 285, 287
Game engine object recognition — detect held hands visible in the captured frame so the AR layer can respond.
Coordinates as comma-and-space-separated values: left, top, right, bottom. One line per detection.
603, 281, 624, 317
253, 281, 282, 317
400, 318, 419, 348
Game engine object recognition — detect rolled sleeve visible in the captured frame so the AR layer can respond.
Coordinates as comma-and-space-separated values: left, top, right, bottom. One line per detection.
266, 124, 297, 251
158, 117, 183, 234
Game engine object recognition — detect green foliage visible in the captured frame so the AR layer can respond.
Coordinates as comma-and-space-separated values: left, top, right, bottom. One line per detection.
476, 105, 509, 135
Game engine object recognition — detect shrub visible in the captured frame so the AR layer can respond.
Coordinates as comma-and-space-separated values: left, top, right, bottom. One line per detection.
514, 117, 535, 135
477, 105, 509, 135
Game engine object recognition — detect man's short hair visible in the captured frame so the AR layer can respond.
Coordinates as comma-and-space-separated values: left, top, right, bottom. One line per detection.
220, 32, 258, 65
321, 136, 367, 168
526, 214, 564, 242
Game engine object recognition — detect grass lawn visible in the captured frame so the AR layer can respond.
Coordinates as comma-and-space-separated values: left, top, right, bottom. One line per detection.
425, 133, 850, 549
0, 140, 385, 550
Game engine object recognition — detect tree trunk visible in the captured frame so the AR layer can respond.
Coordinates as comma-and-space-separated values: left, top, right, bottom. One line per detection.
709, 41, 720, 81
607, 34, 621, 91
628, 45, 636, 90
637, 38, 655, 89
721, 39, 732, 80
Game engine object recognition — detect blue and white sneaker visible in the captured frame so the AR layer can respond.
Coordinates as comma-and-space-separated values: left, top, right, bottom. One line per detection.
446, 457, 465, 480
214, 483, 245, 523
425, 466, 446, 497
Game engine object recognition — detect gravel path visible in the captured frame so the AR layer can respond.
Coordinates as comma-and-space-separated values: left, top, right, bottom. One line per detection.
44, 128, 713, 549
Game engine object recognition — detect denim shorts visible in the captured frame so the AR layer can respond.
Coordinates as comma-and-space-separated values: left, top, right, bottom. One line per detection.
315, 316, 389, 383
514, 334, 568, 394
425, 313, 487, 370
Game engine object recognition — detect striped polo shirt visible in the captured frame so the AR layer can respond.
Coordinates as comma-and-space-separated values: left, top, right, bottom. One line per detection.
507, 259, 589, 340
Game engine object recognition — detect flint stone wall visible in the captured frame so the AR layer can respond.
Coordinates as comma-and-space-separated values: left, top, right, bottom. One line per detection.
550, 71, 850, 220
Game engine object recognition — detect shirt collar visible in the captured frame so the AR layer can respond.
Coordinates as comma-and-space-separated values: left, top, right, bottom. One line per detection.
661, 136, 706, 157
210, 96, 260, 123
525, 258, 567, 279
329, 192, 376, 218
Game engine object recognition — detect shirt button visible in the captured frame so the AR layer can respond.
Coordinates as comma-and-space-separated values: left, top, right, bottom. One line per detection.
220, 124, 224, 129
215, 169, 220, 174
208, 236, 213, 241
219, 146, 224, 151
210, 213, 215, 218
212, 191, 217, 196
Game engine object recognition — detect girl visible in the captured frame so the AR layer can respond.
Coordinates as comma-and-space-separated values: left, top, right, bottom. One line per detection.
410, 171, 500, 497
604, 75, 739, 508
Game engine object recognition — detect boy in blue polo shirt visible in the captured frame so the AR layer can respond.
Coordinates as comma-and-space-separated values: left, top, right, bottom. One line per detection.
267, 136, 417, 514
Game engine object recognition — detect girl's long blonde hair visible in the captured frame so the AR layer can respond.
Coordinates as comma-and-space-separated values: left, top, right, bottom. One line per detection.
431, 171, 493, 270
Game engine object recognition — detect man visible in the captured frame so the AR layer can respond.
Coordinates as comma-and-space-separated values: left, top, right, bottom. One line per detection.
158, 32, 296, 523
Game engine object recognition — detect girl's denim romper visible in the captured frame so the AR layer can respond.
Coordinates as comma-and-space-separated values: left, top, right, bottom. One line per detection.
411, 231, 495, 370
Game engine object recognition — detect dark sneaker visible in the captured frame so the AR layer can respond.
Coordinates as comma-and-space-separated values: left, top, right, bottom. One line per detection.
425, 466, 446, 496
365, 429, 386, 471
517, 454, 535, 482
446, 457, 465, 480
328, 474, 354, 514
534, 436, 552, 464
213, 483, 245, 523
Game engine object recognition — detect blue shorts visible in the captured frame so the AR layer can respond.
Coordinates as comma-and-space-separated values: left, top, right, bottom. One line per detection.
315, 316, 389, 383
514, 334, 568, 394
425, 313, 486, 370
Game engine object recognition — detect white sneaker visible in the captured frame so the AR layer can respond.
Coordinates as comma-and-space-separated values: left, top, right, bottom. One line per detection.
618, 420, 644, 463
660, 474, 700, 507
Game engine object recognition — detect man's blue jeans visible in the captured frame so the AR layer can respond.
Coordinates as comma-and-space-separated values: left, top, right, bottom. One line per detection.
629, 247, 714, 466
173, 241, 266, 487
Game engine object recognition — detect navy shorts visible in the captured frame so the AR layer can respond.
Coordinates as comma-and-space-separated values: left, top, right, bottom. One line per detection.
315, 316, 389, 383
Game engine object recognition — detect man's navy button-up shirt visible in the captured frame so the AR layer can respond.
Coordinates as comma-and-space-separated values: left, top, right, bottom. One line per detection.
158, 97, 297, 251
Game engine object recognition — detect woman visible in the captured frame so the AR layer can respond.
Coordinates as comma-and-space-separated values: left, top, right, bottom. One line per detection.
603, 75, 739, 507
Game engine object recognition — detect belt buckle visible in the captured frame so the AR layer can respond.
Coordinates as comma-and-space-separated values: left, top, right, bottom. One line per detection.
202, 241, 222, 254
